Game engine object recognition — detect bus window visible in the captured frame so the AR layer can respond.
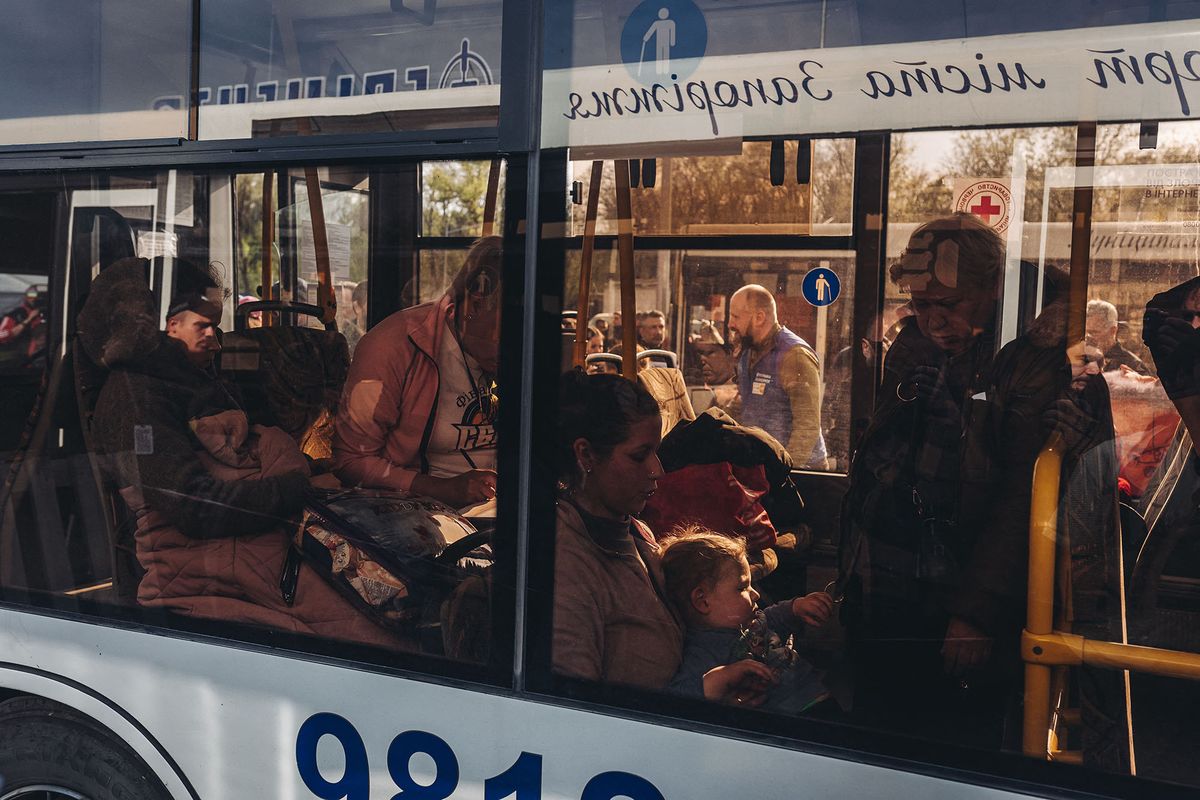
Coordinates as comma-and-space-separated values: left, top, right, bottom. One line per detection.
569, 140, 854, 237
0, 160, 510, 672
0, 2, 190, 145
197, 0, 504, 140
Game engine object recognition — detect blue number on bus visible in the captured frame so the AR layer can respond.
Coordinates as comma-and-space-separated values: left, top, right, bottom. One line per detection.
484, 751, 543, 800
387, 730, 460, 800
296, 713, 371, 800
581, 771, 667, 800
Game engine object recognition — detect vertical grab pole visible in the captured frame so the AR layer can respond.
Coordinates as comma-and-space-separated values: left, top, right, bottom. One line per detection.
1024, 440, 1064, 758
261, 170, 275, 327
614, 159, 638, 380
1024, 122, 1094, 758
573, 161, 603, 367
482, 158, 502, 238
303, 168, 337, 326
1067, 122, 1096, 345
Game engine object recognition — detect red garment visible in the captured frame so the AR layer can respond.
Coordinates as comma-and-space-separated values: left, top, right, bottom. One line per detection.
640, 462, 777, 551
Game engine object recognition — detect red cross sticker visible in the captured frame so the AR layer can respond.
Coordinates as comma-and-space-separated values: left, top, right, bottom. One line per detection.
970, 194, 1002, 224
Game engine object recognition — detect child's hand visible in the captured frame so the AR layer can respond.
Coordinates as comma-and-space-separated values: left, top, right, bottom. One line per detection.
701, 659, 777, 707
791, 591, 834, 627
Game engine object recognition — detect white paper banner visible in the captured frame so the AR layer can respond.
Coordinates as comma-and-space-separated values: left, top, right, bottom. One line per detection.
542, 20, 1200, 150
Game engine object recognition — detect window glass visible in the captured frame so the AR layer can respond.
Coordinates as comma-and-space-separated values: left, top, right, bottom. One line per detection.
548, 0, 1200, 70
0, 161, 508, 673
567, 140, 853, 237
0, 0, 190, 145
542, 1, 1200, 150
545, 102, 1200, 794
422, 160, 507, 237
198, 0, 504, 140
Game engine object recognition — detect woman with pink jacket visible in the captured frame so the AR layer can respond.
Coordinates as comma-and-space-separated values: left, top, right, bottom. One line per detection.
334, 237, 502, 509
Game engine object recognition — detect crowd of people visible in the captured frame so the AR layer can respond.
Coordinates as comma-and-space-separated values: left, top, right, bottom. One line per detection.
75, 214, 1199, 757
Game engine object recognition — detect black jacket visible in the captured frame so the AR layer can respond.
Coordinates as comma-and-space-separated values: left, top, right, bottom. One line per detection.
77, 258, 307, 539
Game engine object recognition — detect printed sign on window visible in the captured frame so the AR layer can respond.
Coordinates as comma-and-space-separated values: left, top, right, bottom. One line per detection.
953, 178, 1012, 234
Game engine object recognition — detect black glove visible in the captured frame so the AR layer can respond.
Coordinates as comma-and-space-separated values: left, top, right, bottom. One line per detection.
1043, 394, 1100, 461
1144, 277, 1200, 400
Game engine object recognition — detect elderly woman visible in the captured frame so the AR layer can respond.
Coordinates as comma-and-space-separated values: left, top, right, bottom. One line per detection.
840, 213, 1023, 746
334, 236, 501, 509
553, 370, 774, 702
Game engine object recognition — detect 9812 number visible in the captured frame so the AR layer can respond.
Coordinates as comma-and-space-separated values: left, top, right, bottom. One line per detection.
296, 712, 666, 800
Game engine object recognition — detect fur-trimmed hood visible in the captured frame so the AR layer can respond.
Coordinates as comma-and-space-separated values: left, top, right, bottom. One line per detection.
76, 257, 167, 371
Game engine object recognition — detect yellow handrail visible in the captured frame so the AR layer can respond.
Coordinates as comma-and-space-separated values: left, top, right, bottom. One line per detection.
1022, 436, 1200, 761
1023, 436, 1063, 758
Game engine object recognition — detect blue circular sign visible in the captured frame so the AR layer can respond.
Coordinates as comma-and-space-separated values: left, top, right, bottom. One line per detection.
802, 267, 840, 307
620, 0, 707, 84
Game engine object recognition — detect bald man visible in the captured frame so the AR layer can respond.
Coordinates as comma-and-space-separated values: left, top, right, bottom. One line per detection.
727, 284, 827, 469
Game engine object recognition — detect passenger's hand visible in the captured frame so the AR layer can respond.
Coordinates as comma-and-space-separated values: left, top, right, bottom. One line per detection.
415, 469, 497, 508
898, 364, 942, 402
309, 472, 342, 490
1144, 309, 1194, 362
1144, 306, 1200, 400
1043, 396, 1099, 459
941, 616, 992, 676
791, 591, 834, 627
701, 659, 777, 707
24, 308, 40, 325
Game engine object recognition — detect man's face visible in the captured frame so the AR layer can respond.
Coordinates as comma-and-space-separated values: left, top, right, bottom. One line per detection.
638, 314, 666, 348
909, 284, 990, 356
695, 343, 735, 385
1068, 340, 1105, 391
1085, 315, 1117, 351
167, 309, 221, 368
726, 295, 760, 348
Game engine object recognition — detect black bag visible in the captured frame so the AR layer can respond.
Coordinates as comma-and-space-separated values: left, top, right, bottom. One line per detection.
282, 489, 492, 638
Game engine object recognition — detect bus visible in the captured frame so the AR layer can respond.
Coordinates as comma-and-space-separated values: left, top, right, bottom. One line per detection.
0, 0, 1199, 797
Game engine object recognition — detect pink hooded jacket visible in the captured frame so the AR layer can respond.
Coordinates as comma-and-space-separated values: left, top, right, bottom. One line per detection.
333, 296, 452, 491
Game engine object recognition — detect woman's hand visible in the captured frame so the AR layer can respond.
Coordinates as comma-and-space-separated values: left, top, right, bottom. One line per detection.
309, 472, 342, 490
941, 616, 992, 676
412, 469, 497, 508
701, 659, 777, 707
791, 591, 834, 627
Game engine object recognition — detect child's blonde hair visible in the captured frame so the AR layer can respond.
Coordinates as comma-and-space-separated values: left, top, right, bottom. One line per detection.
659, 526, 748, 617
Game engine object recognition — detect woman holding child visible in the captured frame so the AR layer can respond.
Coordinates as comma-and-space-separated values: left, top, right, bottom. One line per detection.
552, 370, 828, 705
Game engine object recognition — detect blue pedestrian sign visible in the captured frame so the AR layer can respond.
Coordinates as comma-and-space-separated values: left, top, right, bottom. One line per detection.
621, 0, 708, 84
802, 268, 840, 307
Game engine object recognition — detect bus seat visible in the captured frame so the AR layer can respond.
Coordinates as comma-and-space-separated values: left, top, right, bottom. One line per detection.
637, 366, 695, 437
219, 307, 349, 461
71, 339, 143, 602
637, 348, 677, 369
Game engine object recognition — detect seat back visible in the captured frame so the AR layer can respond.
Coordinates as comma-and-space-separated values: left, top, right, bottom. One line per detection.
637, 366, 696, 437
219, 325, 350, 460
72, 339, 143, 602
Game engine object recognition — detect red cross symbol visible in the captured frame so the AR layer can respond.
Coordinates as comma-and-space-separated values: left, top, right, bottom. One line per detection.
970, 194, 1002, 224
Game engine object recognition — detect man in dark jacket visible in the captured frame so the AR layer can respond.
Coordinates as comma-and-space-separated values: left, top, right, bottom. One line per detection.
841, 215, 1085, 749
79, 257, 407, 647
81, 258, 309, 541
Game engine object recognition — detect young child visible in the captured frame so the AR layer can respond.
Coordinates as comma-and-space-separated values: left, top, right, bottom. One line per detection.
660, 527, 833, 713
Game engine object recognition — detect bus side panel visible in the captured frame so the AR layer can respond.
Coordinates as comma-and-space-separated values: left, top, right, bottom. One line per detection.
0, 608, 1024, 800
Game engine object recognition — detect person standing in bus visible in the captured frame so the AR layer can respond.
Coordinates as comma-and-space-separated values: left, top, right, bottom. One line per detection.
726, 284, 827, 469
841, 214, 1062, 748
334, 237, 500, 511
553, 370, 776, 702
79, 257, 411, 649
